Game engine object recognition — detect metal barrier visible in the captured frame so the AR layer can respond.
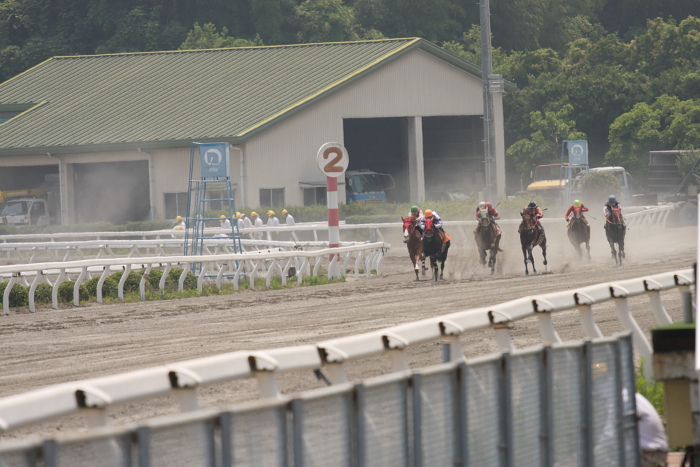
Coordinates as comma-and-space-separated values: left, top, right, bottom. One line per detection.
0, 337, 639, 466
0, 204, 673, 247
0, 242, 389, 315
0, 268, 691, 435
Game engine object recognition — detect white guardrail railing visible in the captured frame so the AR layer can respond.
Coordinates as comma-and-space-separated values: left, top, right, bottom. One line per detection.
0, 203, 677, 247
0, 203, 677, 269
0, 267, 692, 434
0, 242, 389, 315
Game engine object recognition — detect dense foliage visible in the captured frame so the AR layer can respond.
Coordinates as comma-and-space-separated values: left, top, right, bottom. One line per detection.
1, 0, 698, 191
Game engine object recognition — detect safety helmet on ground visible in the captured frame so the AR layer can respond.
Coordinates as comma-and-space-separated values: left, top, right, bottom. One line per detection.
176, 225, 184, 230
176, 216, 182, 222
478, 202, 486, 209
573, 200, 581, 207
608, 195, 617, 203
251, 211, 258, 217
236, 212, 241, 217
424, 209, 433, 217
528, 201, 537, 209
410, 205, 419, 214
267, 210, 275, 216
220, 215, 226, 219
282, 209, 288, 215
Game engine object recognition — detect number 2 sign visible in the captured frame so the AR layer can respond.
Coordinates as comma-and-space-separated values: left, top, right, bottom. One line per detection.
317, 142, 349, 178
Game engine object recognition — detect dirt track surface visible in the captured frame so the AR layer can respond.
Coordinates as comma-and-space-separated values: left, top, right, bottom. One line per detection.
0, 219, 696, 440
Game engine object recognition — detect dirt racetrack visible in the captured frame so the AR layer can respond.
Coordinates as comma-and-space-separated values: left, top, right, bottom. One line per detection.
0, 218, 696, 441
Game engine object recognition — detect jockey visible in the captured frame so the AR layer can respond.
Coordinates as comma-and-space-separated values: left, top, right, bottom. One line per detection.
604, 195, 625, 227
565, 199, 589, 226
403, 205, 423, 243
421, 209, 450, 243
519, 201, 545, 236
474, 201, 502, 236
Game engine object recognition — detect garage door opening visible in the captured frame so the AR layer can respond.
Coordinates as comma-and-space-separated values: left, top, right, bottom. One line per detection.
343, 118, 408, 203
73, 161, 150, 224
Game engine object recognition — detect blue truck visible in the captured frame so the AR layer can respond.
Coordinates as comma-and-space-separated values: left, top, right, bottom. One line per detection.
345, 169, 395, 203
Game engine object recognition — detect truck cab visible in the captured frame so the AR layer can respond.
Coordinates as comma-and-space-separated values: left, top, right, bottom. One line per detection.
526, 163, 587, 205
1, 198, 51, 226
345, 169, 395, 204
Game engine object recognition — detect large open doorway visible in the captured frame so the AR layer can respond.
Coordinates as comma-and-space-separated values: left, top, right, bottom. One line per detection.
73, 161, 150, 224
422, 116, 484, 199
343, 118, 408, 203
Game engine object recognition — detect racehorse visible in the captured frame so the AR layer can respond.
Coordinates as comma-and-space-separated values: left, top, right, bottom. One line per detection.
421, 216, 450, 281
604, 206, 626, 265
401, 216, 425, 280
474, 207, 502, 274
567, 206, 591, 260
519, 212, 547, 275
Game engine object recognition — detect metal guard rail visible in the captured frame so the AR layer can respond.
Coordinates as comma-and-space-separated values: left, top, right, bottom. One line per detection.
0, 267, 692, 433
0, 242, 389, 315
0, 203, 676, 245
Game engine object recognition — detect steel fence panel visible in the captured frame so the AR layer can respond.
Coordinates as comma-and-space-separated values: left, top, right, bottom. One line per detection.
221, 399, 288, 467
357, 373, 410, 467
413, 364, 458, 467
551, 344, 585, 466
292, 384, 354, 467
591, 341, 622, 466
0, 439, 41, 467
464, 355, 501, 466
137, 411, 217, 467
40, 426, 131, 467
617, 334, 641, 467
510, 350, 544, 466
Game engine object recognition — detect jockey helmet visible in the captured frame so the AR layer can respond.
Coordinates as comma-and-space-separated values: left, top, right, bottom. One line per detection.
251, 211, 258, 217
267, 210, 275, 216
176, 216, 182, 222
485, 202, 493, 209
411, 205, 419, 214
573, 200, 580, 207
478, 201, 486, 209
220, 215, 226, 219
528, 201, 537, 209
608, 195, 616, 203
424, 209, 433, 217
282, 209, 288, 215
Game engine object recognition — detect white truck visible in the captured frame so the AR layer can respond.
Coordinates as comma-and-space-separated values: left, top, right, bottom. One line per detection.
0, 176, 60, 226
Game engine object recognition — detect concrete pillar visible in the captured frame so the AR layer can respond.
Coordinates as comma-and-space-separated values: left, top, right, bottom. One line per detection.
493, 92, 507, 200
407, 116, 425, 203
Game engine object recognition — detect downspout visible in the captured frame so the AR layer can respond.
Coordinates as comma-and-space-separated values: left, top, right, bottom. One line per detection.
231, 145, 245, 208
137, 148, 157, 220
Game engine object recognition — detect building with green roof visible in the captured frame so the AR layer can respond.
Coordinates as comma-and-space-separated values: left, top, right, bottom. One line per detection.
0, 38, 507, 224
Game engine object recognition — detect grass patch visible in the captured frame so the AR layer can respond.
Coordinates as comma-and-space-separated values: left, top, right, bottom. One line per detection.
635, 358, 664, 417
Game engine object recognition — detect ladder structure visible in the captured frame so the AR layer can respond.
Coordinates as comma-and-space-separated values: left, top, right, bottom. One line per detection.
184, 143, 243, 275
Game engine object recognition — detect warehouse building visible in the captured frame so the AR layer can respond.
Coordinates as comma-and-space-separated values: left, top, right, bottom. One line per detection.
0, 38, 508, 224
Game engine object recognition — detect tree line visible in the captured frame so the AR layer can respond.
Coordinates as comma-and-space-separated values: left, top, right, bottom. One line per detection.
1, 0, 698, 184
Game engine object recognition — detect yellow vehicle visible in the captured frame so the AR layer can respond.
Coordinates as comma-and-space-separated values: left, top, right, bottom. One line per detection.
526, 163, 587, 204
0, 188, 46, 204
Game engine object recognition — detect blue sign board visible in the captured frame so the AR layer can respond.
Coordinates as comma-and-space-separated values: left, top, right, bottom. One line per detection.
198, 143, 229, 178
567, 140, 588, 165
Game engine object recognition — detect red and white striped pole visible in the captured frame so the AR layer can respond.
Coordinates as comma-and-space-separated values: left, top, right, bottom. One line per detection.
317, 143, 349, 279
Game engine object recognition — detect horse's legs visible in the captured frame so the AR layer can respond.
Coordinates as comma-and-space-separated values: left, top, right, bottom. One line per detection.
432, 258, 439, 281
522, 245, 530, 275
585, 241, 591, 260
412, 255, 420, 281
489, 246, 496, 274
479, 247, 487, 265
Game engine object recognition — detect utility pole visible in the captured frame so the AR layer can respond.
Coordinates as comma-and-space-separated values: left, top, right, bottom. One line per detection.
480, 0, 498, 201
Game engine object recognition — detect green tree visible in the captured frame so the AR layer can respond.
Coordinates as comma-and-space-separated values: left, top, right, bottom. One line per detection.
294, 0, 359, 43
506, 104, 587, 174
179, 23, 263, 50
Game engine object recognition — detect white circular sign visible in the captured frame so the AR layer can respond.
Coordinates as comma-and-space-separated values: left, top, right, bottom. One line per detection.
317, 142, 349, 178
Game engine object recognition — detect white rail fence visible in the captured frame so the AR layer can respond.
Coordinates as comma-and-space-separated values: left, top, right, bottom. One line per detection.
0, 242, 389, 315
0, 203, 677, 248
0, 268, 692, 435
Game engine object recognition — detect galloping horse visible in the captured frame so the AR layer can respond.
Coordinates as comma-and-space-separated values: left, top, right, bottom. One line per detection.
474, 207, 502, 274
401, 216, 425, 280
567, 207, 591, 259
519, 212, 547, 275
604, 207, 626, 265
421, 216, 450, 281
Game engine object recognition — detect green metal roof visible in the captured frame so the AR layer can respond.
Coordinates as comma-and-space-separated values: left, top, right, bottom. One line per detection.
0, 38, 489, 156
